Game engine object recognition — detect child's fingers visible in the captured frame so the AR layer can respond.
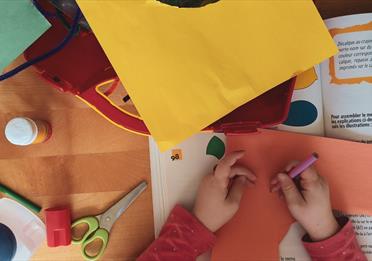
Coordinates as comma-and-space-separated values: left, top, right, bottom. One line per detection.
229, 166, 256, 182
300, 168, 323, 192
227, 176, 249, 204
214, 151, 245, 181
270, 171, 285, 192
277, 173, 305, 207
300, 167, 320, 182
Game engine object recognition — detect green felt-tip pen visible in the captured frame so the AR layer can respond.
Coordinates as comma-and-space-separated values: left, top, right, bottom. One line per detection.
0, 184, 41, 213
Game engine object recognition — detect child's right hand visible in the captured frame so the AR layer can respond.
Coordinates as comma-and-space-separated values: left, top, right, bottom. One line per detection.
270, 163, 340, 241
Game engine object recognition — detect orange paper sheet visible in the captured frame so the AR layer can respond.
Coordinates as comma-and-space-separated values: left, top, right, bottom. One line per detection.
212, 129, 372, 260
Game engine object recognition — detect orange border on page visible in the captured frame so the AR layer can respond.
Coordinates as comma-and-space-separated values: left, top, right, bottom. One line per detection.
329, 21, 372, 85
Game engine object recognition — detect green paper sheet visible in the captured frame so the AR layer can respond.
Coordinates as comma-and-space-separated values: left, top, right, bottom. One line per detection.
0, 0, 50, 72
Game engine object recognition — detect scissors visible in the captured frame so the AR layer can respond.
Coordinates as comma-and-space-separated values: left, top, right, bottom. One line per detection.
71, 181, 147, 260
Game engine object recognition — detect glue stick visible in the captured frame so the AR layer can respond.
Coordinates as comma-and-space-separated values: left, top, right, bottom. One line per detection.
4, 117, 52, 146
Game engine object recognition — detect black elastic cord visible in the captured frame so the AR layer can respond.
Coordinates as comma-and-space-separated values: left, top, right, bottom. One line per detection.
31, 0, 57, 18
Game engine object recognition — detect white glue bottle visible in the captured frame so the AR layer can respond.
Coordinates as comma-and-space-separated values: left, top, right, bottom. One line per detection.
4, 117, 52, 146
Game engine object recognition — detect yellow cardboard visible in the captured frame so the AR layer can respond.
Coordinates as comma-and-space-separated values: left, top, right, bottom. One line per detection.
76, 0, 338, 151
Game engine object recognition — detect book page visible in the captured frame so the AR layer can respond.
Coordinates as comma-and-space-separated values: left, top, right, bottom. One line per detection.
149, 133, 225, 236
279, 213, 372, 260
321, 13, 372, 142
277, 65, 325, 136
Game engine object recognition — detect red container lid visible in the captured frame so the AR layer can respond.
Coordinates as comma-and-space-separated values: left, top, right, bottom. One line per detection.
209, 78, 295, 134
25, 0, 295, 136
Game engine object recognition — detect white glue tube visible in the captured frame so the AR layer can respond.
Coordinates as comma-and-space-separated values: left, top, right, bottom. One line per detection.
4, 117, 52, 146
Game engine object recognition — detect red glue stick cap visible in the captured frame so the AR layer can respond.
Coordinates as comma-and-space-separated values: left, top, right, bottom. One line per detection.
45, 207, 71, 247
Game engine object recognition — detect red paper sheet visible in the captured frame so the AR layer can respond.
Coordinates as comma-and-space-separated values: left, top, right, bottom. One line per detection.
212, 129, 372, 260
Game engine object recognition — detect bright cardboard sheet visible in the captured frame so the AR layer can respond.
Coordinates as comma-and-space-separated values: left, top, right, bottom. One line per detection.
212, 129, 372, 260
77, 0, 337, 151
0, 0, 50, 71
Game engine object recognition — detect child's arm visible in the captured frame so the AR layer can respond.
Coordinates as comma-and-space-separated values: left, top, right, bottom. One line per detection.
271, 164, 367, 261
137, 151, 256, 261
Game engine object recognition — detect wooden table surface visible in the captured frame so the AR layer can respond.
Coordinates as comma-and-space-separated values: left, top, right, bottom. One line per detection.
0, 1, 371, 260
0, 56, 153, 260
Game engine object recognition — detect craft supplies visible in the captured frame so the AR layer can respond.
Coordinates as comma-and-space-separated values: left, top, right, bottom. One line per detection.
0, 183, 41, 213
288, 153, 319, 179
4, 117, 51, 146
24, 1, 298, 150
0, 223, 17, 261
71, 181, 147, 260
45, 207, 71, 247
0, 1, 81, 81
0, 0, 50, 72
76, 0, 337, 151
0, 198, 45, 260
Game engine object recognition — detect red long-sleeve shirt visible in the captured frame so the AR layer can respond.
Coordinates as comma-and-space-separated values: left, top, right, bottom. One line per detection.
138, 206, 366, 261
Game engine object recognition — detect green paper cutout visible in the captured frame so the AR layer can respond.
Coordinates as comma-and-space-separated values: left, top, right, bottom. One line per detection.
206, 136, 225, 159
0, 0, 50, 71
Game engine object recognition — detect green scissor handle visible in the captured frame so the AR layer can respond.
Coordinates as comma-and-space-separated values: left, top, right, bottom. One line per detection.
81, 228, 109, 261
71, 216, 109, 260
71, 216, 100, 244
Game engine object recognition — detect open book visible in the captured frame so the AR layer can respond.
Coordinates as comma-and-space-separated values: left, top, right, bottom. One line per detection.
278, 13, 372, 143
278, 13, 372, 260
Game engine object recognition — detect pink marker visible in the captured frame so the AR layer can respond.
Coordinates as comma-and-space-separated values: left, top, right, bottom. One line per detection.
289, 153, 319, 179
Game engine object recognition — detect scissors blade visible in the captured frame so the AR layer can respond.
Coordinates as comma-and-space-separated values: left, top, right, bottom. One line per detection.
99, 181, 147, 232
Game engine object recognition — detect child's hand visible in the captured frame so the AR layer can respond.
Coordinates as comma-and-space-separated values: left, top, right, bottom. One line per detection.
193, 151, 256, 232
270, 163, 340, 241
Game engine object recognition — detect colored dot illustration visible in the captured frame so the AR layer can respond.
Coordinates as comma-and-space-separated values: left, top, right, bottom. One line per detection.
206, 136, 225, 160
283, 100, 318, 127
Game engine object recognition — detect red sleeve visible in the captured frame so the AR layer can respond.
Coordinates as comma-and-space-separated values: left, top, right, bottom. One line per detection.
302, 216, 367, 261
137, 205, 216, 261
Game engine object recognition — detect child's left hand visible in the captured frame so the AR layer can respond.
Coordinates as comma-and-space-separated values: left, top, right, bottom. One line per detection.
193, 151, 256, 232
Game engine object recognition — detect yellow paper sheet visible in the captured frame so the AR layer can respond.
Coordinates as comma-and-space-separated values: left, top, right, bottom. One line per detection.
76, 0, 338, 151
